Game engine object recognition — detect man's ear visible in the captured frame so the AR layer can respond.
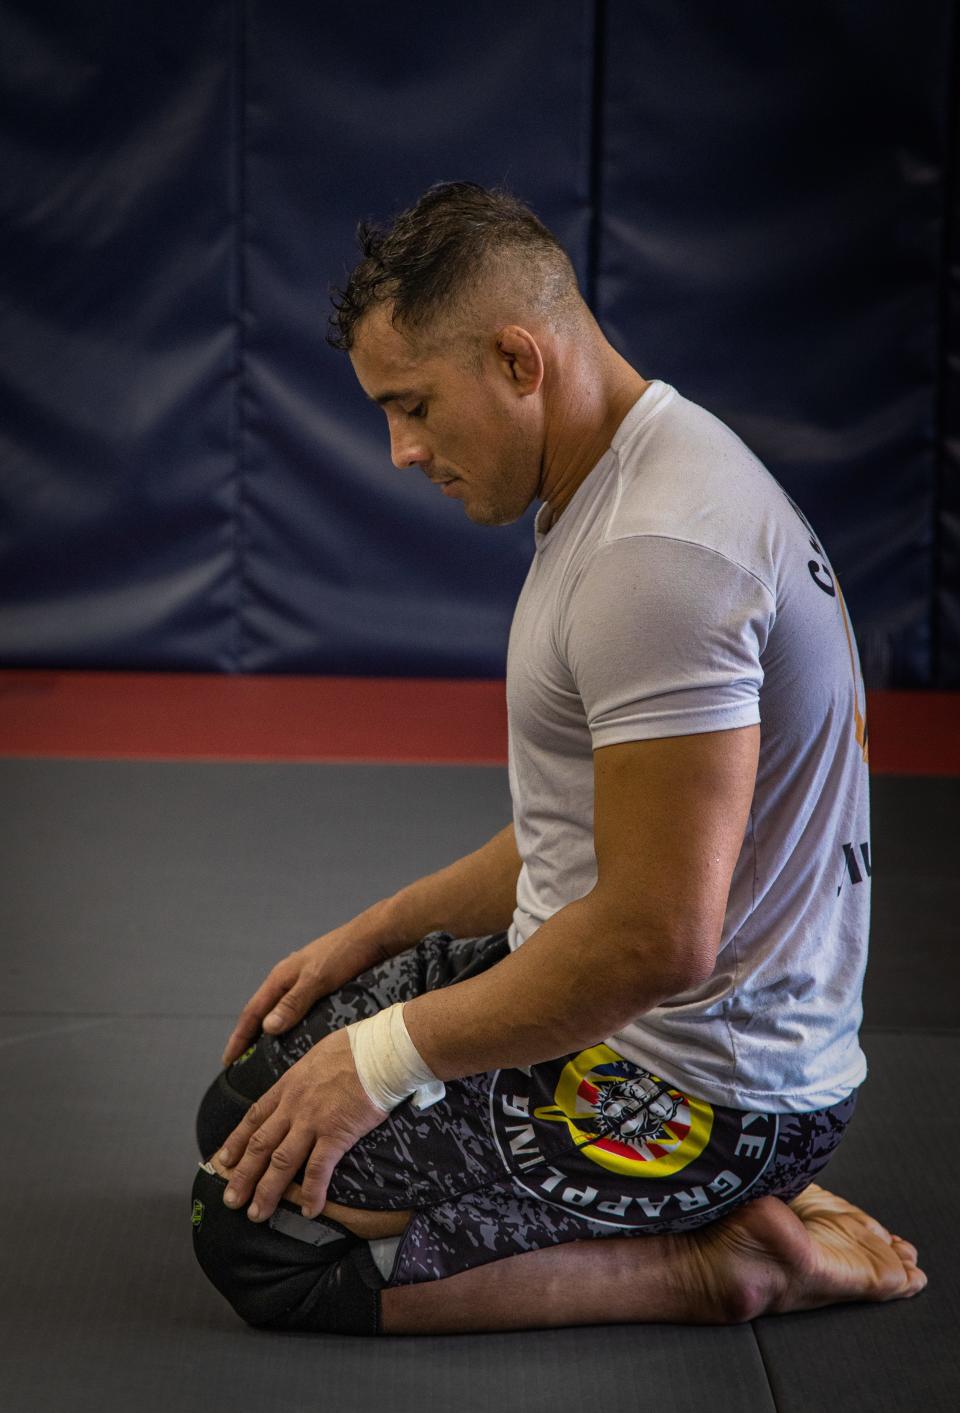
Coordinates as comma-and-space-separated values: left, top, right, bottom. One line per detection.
495, 325, 544, 396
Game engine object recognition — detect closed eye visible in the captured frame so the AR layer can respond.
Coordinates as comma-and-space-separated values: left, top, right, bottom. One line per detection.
406, 402, 427, 419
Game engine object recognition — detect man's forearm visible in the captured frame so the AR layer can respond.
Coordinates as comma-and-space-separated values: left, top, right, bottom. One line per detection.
358, 822, 521, 961
403, 891, 684, 1079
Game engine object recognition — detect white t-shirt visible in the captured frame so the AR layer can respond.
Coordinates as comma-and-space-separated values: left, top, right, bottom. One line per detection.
506, 379, 870, 1112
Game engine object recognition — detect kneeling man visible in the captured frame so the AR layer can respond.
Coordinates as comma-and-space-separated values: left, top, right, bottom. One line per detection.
191, 182, 925, 1336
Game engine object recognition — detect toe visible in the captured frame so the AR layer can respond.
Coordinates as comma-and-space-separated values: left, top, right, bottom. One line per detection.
892, 1235, 920, 1265
892, 1234, 918, 1260
889, 1239, 927, 1299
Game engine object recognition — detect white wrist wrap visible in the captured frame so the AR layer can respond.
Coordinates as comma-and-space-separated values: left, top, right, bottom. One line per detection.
346, 1002, 446, 1113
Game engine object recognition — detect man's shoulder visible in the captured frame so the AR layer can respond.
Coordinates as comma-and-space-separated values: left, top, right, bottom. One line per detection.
602, 395, 791, 594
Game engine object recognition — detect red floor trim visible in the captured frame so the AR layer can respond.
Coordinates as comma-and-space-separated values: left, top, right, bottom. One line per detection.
0, 671, 507, 765
861, 690, 959, 776
0, 671, 956, 773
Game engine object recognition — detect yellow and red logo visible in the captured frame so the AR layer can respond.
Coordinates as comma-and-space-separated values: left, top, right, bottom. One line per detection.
532, 1044, 714, 1178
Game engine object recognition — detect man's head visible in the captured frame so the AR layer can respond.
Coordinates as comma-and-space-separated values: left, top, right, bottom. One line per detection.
329, 182, 591, 526
328, 181, 582, 361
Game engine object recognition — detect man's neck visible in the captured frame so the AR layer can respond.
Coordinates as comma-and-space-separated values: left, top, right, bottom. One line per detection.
539, 361, 652, 531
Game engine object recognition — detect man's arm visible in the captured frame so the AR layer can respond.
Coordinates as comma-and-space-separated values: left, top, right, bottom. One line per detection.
365, 821, 522, 957
404, 724, 759, 1077
221, 822, 521, 1066
214, 726, 758, 1224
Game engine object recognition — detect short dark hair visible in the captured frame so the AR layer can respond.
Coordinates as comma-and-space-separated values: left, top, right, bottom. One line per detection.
327, 181, 578, 352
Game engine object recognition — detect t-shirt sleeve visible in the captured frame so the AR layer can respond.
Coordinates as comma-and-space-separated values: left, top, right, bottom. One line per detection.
559, 534, 775, 748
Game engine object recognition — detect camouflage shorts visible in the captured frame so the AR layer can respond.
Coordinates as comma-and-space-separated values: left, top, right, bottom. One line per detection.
199, 930, 857, 1289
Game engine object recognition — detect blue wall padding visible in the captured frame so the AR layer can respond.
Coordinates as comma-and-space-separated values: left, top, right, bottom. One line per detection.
0, 2, 240, 667
236, 1, 593, 674
597, 2, 949, 687
0, 1, 956, 684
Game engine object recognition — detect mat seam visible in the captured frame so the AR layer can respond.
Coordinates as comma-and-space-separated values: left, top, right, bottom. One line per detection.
748, 1321, 782, 1412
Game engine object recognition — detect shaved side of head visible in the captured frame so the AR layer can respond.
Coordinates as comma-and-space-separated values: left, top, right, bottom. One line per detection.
329, 182, 589, 369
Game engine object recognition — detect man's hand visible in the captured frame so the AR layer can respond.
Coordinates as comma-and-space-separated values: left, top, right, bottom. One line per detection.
221, 926, 388, 1068
215, 1024, 391, 1222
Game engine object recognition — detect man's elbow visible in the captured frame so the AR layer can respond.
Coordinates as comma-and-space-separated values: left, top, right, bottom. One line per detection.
646, 941, 717, 1001
586, 893, 719, 1007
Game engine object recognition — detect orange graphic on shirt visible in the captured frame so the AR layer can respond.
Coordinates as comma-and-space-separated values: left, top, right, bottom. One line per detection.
836, 578, 869, 764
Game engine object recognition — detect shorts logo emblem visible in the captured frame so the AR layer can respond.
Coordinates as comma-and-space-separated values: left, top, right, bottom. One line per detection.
490, 1048, 777, 1228
533, 1044, 714, 1178
191, 1198, 205, 1230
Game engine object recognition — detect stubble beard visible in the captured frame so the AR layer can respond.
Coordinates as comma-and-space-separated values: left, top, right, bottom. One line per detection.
462, 479, 532, 528
464, 428, 536, 528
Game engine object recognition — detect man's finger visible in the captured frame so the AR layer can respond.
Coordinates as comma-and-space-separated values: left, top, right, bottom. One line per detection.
222, 1111, 292, 1211
221, 1023, 257, 1069
298, 1145, 339, 1219
260, 983, 315, 1035
221, 977, 291, 1065
247, 1131, 316, 1223
217, 1089, 280, 1167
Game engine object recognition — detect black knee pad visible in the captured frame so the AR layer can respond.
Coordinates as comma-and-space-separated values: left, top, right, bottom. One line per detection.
190, 1164, 384, 1335
195, 1037, 281, 1159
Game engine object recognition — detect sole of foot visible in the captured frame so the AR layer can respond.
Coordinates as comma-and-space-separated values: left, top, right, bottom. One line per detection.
691, 1184, 927, 1322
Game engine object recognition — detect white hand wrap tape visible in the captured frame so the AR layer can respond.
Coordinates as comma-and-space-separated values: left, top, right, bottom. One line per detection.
346, 1002, 446, 1113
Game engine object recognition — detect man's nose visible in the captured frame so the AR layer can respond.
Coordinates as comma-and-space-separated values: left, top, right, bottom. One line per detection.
389, 427, 429, 471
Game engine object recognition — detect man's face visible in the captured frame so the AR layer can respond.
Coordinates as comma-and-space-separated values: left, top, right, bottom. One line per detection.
348, 304, 543, 527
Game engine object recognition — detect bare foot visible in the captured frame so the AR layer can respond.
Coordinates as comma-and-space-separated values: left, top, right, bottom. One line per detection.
686, 1185, 927, 1322
784, 1183, 924, 1303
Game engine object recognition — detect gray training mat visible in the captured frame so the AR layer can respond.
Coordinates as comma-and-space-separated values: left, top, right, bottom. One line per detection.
1, 759, 957, 1412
